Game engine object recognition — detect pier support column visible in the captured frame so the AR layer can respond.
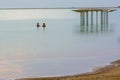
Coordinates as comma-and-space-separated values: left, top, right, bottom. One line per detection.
81, 12, 83, 26
83, 12, 85, 25
106, 11, 108, 32
106, 12, 108, 25
91, 11, 93, 25
96, 11, 98, 25
100, 11, 103, 32
101, 11, 103, 25
104, 12, 106, 25
86, 11, 89, 25
96, 11, 98, 32
86, 11, 89, 32
80, 12, 82, 25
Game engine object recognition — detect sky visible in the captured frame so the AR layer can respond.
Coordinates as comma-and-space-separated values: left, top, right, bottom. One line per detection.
0, 0, 120, 8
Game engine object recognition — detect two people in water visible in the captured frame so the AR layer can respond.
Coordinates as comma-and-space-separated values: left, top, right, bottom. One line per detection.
37, 22, 46, 28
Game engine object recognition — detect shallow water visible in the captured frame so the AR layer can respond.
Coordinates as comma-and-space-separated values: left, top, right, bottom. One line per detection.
0, 9, 120, 80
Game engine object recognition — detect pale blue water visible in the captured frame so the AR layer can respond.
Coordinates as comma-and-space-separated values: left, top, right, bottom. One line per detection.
0, 9, 120, 80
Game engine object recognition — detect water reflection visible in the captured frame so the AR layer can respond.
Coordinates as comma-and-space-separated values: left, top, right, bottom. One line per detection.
79, 24, 109, 34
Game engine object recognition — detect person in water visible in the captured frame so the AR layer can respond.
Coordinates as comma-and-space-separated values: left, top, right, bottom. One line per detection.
36, 22, 40, 27
42, 23, 46, 28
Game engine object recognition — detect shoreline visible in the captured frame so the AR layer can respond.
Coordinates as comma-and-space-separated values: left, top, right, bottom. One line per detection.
16, 59, 120, 80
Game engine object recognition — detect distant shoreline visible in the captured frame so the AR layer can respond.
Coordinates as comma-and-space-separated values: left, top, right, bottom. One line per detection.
0, 7, 119, 10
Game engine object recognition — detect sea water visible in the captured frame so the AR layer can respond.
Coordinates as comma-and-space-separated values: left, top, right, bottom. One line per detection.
0, 9, 120, 80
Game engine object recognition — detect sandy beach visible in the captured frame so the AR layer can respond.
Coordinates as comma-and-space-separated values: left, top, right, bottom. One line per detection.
16, 59, 120, 80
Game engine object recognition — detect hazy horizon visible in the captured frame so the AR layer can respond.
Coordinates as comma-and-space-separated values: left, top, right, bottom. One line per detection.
0, 0, 120, 8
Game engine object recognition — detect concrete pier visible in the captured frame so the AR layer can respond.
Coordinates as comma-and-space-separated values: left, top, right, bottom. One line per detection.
73, 8, 116, 34
73, 8, 116, 25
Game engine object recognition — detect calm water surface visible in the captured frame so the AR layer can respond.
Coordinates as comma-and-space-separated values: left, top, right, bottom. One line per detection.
0, 9, 120, 80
